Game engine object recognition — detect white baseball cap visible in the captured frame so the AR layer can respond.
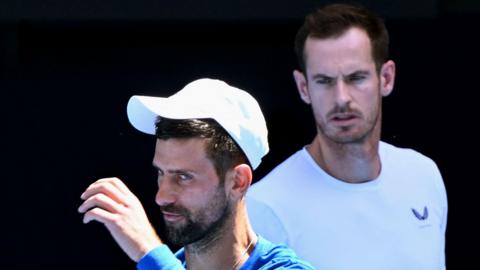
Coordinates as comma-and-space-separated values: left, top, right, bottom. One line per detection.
127, 78, 269, 169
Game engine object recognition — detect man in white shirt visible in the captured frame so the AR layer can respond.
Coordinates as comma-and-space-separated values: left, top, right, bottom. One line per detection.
247, 3, 448, 270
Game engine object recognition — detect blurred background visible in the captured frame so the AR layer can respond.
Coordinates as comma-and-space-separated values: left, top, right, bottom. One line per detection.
2, 0, 478, 269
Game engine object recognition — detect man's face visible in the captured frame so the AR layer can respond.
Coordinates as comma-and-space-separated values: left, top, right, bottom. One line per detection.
153, 138, 231, 246
296, 27, 393, 144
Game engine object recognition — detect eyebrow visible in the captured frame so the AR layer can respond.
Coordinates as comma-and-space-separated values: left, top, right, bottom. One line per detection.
348, 70, 370, 76
311, 73, 333, 80
152, 163, 191, 175
311, 70, 370, 80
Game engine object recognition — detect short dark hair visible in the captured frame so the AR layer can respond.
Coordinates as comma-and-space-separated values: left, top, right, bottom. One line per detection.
155, 117, 248, 181
294, 3, 389, 73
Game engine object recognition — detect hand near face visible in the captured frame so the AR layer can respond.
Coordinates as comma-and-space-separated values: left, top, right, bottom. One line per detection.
78, 177, 162, 262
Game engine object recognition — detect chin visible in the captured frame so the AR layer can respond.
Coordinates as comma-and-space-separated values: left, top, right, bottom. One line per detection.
328, 131, 369, 144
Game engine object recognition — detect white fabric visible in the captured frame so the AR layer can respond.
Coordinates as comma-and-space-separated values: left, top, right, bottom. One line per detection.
127, 78, 269, 169
247, 141, 447, 270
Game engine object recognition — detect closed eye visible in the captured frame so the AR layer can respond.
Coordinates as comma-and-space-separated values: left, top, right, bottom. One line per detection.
348, 75, 365, 82
315, 76, 333, 85
346, 71, 369, 83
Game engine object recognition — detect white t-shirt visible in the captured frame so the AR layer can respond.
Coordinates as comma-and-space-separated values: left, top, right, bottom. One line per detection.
247, 141, 447, 270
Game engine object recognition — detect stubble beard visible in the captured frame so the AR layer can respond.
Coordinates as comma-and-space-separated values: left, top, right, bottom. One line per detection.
316, 98, 381, 145
162, 186, 232, 247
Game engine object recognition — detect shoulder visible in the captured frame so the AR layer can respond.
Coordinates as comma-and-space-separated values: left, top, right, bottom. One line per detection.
380, 141, 445, 196
247, 148, 311, 219
380, 141, 439, 170
249, 148, 310, 194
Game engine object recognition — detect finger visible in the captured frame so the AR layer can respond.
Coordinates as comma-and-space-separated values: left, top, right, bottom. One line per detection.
82, 207, 117, 224
95, 177, 135, 197
81, 178, 129, 204
78, 193, 125, 214
92, 177, 142, 207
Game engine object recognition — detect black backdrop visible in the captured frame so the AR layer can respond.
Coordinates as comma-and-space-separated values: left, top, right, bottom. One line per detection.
2, 1, 478, 269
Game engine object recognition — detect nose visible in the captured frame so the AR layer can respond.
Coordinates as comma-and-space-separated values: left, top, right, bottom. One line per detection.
155, 177, 176, 206
334, 80, 352, 107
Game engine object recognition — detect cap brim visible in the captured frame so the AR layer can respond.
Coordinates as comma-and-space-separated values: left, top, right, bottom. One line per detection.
127, 95, 215, 135
127, 95, 164, 135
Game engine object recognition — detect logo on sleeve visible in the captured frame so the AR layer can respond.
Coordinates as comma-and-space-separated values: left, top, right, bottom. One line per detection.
411, 206, 428, 221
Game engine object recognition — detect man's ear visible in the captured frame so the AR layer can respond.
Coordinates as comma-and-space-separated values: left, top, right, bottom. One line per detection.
227, 164, 252, 200
380, 60, 396, 97
293, 70, 311, 104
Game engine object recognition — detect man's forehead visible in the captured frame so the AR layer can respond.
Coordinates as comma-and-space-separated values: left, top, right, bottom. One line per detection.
154, 138, 209, 162
153, 138, 217, 172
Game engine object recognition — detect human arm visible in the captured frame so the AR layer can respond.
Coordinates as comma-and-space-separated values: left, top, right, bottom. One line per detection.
78, 177, 163, 262
137, 245, 185, 270
247, 236, 315, 270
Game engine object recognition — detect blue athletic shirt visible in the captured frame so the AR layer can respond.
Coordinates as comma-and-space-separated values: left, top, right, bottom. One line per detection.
137, 235, 315, 270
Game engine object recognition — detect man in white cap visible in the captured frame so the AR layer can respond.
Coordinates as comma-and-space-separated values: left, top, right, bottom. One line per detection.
78, 78, 314, 270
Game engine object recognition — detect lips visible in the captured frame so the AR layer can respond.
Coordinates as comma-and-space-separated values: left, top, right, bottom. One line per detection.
332, 113, 356, 121
329, 112, 360, 125
162, 211, 184, 222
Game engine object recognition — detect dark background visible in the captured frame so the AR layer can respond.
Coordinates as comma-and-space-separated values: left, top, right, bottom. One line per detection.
2, 0, 478, 269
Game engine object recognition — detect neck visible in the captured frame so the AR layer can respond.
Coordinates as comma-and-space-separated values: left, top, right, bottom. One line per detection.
308, 122, 382, 183
184, 200, 257, 270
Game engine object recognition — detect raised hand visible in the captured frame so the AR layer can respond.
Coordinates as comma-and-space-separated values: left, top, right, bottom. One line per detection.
78, 177, 163, 262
